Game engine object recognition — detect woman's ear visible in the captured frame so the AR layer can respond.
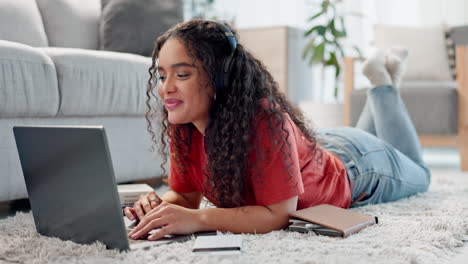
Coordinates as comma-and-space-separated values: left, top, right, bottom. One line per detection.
205, 84, 216, 101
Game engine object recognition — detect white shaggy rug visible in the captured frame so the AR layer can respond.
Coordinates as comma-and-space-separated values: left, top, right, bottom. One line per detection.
1, 169, 467, 264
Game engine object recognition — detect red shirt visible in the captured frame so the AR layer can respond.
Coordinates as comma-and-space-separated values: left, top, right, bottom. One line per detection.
168, 113, 351, 210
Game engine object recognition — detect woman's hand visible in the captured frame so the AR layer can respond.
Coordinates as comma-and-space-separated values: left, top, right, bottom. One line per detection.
128, 201, 202, 241
123, 191, 162, 221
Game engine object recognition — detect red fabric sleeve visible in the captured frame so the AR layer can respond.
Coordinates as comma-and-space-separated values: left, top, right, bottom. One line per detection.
248, 114, 305, 206
168, 138, 198, 193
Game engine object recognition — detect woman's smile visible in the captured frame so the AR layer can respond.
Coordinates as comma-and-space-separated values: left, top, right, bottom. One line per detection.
164, 98, 184, 111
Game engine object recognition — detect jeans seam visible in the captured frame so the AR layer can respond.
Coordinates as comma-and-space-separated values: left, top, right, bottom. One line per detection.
358, 171, 429, 188
324, 132, 383, 155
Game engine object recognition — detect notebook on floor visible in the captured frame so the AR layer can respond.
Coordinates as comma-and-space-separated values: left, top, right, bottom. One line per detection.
288, 204, 378, 238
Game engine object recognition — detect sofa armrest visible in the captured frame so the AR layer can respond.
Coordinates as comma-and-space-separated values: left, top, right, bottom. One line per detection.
457, 45, 468, 130
0, 40, 59, 117
456, 45, 468, 171
343, 56, 364, 126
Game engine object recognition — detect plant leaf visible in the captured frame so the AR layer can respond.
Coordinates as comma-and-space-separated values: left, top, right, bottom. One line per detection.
317, 25, 327, 36
328, 19, 336, 34
325, 51, 336, 66
340, 17, 347, 37
307, 10, 325, 22
302, 40, 316, 59
304, 25, 323, 37
335, 42, 345, 58
311, 42, 326, 64
321, 0, 330, 10
334, 30, 346, 38
335, 62, 341, 78
326, 17, 344, 38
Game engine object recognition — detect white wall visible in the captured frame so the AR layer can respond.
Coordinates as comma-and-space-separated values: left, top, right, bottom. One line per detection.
378, 0, 468, 27
210, 0, 314, 29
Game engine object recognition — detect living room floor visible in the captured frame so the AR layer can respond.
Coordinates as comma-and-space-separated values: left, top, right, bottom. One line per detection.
1, 147, 467, 263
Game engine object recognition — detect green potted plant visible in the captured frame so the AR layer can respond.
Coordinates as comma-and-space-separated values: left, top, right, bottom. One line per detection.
302, 0, 362, 100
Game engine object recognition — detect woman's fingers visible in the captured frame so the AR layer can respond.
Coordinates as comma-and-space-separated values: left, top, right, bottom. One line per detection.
139, 191, 161, 214
133, 200, 145, 219
141, 201, 167, 222
139, 194, 153, 214
128, 203, 198, 241
123, 207, 136, 221
133, 191, 161, 219
148, 226, 171, 241
147, 191, 162, 208
129, 216, 166, 239
129, 204, 165, 237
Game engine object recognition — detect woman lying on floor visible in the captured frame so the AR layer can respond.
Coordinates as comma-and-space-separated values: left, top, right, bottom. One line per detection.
124, 19, 431, 241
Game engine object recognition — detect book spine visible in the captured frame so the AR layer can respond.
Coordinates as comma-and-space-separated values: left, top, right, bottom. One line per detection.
342, 219, 376, 238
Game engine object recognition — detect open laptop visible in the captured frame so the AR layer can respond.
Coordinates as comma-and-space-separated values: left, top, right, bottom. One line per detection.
13, 125, 210, 251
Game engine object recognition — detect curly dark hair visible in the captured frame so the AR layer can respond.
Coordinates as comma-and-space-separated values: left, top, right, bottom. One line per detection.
145, 19, 320, 208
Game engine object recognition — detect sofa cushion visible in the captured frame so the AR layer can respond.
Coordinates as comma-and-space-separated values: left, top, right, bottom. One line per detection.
36, 0, 101, 50
0, 40, 59, 117
40, 47, 151, 116
350, 81, 458, 134
374, 25, 452, 81
0, 0, 48, 47
100, 0, 183, 56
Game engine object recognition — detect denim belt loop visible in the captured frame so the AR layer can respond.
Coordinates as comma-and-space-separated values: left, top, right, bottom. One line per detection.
344, 160, 356, 194
344, 161, 368, 207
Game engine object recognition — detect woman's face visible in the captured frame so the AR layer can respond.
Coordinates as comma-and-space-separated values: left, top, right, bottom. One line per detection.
157, 38, 214, 131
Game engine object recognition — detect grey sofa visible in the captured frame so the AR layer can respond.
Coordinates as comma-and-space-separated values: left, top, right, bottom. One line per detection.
0, 0, 180, 201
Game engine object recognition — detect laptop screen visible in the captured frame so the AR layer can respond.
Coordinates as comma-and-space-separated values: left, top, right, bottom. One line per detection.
13, 126, 129, 251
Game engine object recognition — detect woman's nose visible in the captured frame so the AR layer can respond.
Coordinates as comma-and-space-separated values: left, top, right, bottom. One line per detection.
161, 77, 176, 94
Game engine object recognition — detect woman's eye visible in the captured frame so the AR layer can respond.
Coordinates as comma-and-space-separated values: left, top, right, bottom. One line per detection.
158, 76, 167, 81
177, 74, 190, 79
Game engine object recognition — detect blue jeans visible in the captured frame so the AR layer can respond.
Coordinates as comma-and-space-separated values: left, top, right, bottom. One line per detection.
319, 85, 431, 207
